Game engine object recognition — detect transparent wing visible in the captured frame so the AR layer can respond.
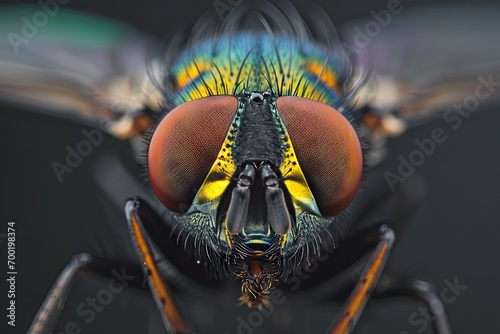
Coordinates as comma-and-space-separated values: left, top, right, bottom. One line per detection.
340, 4, 500, 163
0, 5, 165, 139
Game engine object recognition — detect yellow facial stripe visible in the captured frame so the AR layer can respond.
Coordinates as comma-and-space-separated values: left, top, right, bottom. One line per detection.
192, 113, 237, 209
195, 170, 232, 207
280, 129, 322, 216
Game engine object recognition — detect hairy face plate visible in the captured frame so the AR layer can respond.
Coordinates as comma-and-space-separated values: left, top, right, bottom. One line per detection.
148, 89, 362, 306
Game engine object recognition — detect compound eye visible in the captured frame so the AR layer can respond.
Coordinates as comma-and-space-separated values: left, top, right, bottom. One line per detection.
148, 96, 238, 212
277, 96, 363, 216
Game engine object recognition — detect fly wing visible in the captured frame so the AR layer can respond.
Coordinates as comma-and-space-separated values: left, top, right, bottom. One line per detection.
341, 4, 500, 162
0, 5, 165, 139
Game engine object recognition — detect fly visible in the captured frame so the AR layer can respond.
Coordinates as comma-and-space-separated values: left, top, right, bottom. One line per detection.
1, 1, 499, 333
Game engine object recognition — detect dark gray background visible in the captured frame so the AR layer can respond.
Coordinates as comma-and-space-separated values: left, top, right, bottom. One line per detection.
1, 0, 499, 333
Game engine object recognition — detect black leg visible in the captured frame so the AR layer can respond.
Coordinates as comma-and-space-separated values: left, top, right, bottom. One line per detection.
374, 275, 453, 334
28, 254, 145, 334
282, 223, 394, 295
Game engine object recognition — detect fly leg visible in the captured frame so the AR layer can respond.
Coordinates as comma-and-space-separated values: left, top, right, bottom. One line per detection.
374, 275, 452, 334
349, 169, 451, 333
28, 254, 145, 334
125, 197, 196, 334
298, 173, 447, 334
28, 196, 206, 334
326, 225, 395, 334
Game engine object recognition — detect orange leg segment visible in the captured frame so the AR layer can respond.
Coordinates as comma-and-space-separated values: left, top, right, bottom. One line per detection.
328, 225, 395, 334
126, 199, 191, 334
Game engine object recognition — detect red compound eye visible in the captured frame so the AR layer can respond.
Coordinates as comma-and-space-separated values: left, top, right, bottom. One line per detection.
148, 96, 238, 212
277, 96, 363, 216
